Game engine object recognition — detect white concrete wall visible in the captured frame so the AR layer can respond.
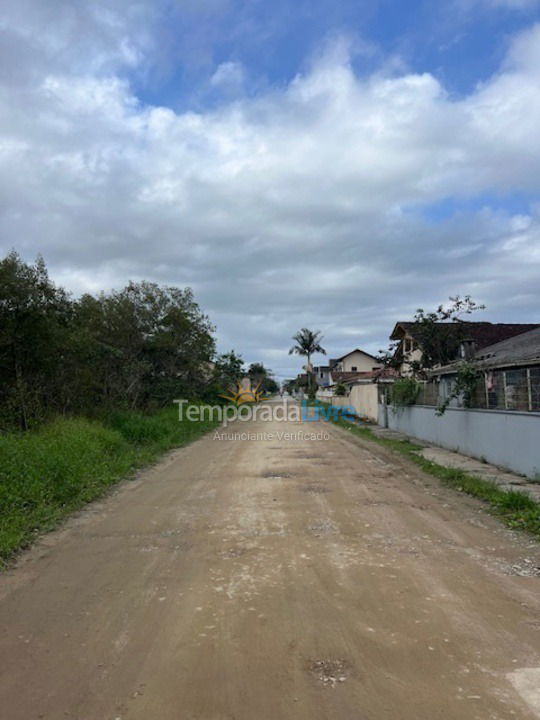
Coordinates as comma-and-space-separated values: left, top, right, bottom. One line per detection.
378, 404, 540, 478
316, 384, 379, 421
349, 384, 379, 421
316, 389, 333, 401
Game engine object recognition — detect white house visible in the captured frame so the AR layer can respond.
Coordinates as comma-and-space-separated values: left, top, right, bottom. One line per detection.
330, 349, 382, 375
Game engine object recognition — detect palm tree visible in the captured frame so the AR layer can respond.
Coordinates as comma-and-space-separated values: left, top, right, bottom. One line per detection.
289, 328, 326, 396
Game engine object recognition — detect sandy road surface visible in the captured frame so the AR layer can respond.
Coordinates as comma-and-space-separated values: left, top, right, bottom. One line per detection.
1, 402, 540, 720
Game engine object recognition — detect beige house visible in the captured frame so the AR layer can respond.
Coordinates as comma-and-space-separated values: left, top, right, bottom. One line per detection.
317, 367, 397, 422
315, 348, 391, 422
330, 349, 382, 375
389, 324, 422, 376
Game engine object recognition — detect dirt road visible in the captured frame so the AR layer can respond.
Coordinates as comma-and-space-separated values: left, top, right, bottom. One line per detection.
1, 402, 540, 719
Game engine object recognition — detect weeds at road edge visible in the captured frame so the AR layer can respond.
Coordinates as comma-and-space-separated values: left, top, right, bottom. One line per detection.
0, 406, 219, 566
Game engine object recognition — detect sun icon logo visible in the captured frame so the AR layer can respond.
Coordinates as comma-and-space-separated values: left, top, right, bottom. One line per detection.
220, 381, 263, 406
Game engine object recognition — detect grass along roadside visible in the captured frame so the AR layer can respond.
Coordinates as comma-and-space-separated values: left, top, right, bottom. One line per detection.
0, 406, 219, 566
325, 409, 540, 539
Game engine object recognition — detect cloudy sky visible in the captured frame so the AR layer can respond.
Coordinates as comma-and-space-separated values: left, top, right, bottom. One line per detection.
1, 0, 540, 379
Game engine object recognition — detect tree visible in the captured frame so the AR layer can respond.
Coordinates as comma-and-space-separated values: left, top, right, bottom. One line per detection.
378, 296, 486, 376
0, 252, 219, 428
214, 351, 245, 392
283, 379, 297, 395
288, 328, 326, 397
247, 362, 278, 395
0, 252, 71, 429
72, 281, 216, 409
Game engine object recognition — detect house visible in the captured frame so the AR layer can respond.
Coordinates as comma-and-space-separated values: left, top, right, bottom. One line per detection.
330, 349, 383, 377
390, 321, 540, 376
429, 327, 540, 412
315, 349, 391, 422
313, 365, 331, 388
380, 327, 540, 477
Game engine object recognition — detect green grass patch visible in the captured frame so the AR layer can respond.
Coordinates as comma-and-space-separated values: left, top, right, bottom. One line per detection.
325, 408, 540, 538
0, 405, 219, 565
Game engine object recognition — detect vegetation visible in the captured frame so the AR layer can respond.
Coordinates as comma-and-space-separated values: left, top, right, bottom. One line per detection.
0, 252, 245, 563
390, 377, 421, 407
210, 351, 245, 397
0, 252, 218, 431
247, 362, 279, 395
325, 411, 540, 538
379, 295, 486, 375
283, 378, 298, 394
334, 382, 348, 397
289, 328, 326, 398
436, 362, 481, 415
0, 406, 220, 565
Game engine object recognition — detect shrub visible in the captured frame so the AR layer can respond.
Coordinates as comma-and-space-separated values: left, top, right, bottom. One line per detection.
390, 378, 421, 407
437, 362, 480, 415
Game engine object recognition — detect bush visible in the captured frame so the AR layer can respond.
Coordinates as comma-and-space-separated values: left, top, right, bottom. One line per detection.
390, 378, 421, 407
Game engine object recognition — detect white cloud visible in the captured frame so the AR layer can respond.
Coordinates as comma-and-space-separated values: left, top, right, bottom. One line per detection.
462, 0, 540, 9
487, 0, 539, 7
0, 5, 539, 376
210, 61, 246, 90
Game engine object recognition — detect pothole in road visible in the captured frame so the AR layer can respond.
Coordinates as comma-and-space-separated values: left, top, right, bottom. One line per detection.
160, 528, 190, 538
307, 658, 352, 687
171, 541, 192, 552
301, 484, 331, 494
140, 540, 192, 553
261, 471, 292, 479
307, 520, 339, 535
221, 546, 249, 559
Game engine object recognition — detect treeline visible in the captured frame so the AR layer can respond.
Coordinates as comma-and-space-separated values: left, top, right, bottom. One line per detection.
0, 252, 221, 431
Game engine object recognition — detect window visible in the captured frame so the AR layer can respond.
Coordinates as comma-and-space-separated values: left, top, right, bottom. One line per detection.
351, 366, 357, 371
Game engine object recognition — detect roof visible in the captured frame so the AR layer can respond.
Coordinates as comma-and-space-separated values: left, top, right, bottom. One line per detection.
332, 348, 379, 363
431, 327, 540, 375
330, 368, 398, 385
390, 321, 540, 348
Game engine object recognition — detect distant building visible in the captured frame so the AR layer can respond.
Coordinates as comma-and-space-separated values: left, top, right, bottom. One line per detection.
313, 365, 331, 388
330, 349, 382, 376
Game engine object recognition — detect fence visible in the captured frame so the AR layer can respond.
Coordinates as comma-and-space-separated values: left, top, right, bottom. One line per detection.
397, 367, 540, 412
